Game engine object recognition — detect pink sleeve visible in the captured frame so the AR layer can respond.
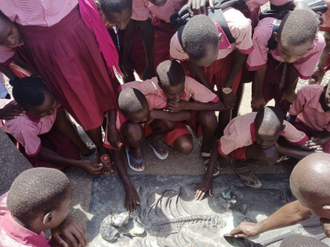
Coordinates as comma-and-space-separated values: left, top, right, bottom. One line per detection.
132, 0, 150, 21
224, 8, 254, 54
282, 120, 309, 145
293, 33, 325, 80
6, 118, 42, 157
0, 192, 9, 219
246, 18, 277, 71
0, 46, 15, 66
288, 87, 307, 116
169, 32, 189, 61
185, 77, 219, 103
245, 0, 268, 10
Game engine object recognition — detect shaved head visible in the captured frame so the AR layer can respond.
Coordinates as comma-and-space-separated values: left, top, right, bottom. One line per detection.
290, 153, 330, 212
255, 106, 284, 135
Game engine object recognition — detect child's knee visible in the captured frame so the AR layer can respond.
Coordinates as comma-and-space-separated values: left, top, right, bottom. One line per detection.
173, 135, 194, 154
199, 111, 217, 129
162, 120, 176, 132
122, 122, 143, 142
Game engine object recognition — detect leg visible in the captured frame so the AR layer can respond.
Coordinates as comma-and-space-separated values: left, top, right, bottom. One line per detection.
121, 122, 145, 171
217, 109, 232, 138
232, 83, 244, 118
172, 134, 194, 154
146, 119, 174, 158
197, 110, 218, 153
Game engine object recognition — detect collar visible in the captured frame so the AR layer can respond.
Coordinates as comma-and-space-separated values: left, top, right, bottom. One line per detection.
0, 213, 49, 247
25, 112, 41, 124
214, 22, 232, 50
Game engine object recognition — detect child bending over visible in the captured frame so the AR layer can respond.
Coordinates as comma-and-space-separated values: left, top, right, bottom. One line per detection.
248, 9, 324, 115
287, 83, 330, 153
0, 77, 107, 175
0, 167, 87, 247
195, 106, 318, 200
122, 60, 225, 175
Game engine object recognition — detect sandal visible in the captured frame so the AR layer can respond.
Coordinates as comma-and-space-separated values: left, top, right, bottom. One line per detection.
202, 152, 220, 177
125, 147, 145, 172
148, 142, 169, 160
229, 160, 262, 188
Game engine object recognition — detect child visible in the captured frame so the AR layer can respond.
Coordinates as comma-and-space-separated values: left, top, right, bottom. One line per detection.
0, 77, 108, 175
0, 0, 121, 166
248, 9, 324, 115
105, 87, 191, 171
230, 153, 330, 240
0, 167, 88, 247
195, 106, 317, 201
170, 13, 253, 136
287, 84, 330, 153
122, 60, 225, 175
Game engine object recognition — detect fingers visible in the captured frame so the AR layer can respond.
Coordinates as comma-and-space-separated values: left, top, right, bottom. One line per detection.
208, 189, 213, 198
209, 0, 214, 8
52, 232, 69, 247
194, 189, 206, 201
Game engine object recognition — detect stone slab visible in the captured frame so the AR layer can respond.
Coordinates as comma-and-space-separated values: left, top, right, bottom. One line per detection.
87, 174, 330, 247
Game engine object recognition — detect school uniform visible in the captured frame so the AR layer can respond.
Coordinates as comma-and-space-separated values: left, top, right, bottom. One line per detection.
0, 192, 53, 247
103, 94, 167, 150
289, 85, 330, 153
170, 7, 253, 95
0, 102, 80, 170
0, 0, 120, 131
218, 112, 308, 160
318, 0, 330, 75
246, 17, 325, 114
121, 76, 219, 144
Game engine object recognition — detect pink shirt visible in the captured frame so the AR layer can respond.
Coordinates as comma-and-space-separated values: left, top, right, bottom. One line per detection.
246, 0, 293, 10
289, 85, 330, 132
170, 8, 253, 61
0, 101, 60, 157
218, 112, 308, 156
0, 192, 51, 247
132, 0, 187, 23
246, 18, 325, 80
121, 76, 219, 103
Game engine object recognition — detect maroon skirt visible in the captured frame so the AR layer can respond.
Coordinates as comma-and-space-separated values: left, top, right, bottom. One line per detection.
17, 6, 119, 131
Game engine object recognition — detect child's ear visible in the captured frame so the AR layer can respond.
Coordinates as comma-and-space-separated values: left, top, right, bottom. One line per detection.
273, 32, 279, 42
42, 212, 53, 226
218, 33, 223, 42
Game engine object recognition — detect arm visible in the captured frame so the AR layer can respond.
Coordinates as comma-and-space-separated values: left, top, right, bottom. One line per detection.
122, 20, 137, 79
222, 51, 247, 109
251, 65, 267, 111
111, 150, 139, 214
55, 110, 90, 155
230, 200, 313, 237
310, 32, 330, 85
280, 66, 298, 104
188, 60, 213, 90
107, 110, 122, 149
277, 142, 318, 160
167, 99, 225, 112
0, 64, 18, 81
37, 147, 103, 175
286, 114, 297, 125
150, 109, 191, 122
0, 101, 24, 120
138, 19, 155, 80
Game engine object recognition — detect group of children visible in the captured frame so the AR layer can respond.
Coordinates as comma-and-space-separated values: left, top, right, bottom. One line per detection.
1, 0, 330, 245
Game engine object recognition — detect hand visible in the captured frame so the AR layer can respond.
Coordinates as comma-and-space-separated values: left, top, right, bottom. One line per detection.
51, 216, 88, 247
229, 222, 261, 238
0, 101, 24, 120
280, 89, 296, 104
309, 67, 324, 85
142, 66, 155, 80
79, 161, 103, 175
320, 217, 330, 237
125, 186, 139, 214
144, 110, 155, 127
167, 99, 187, 112
195, 177, 212, 201
310, 136, 330, 146
108, 126, 122, 149
300, 139, 323, 152
188, 0, 214, 15
251, 95, 266, 112
221, 91, 236, 110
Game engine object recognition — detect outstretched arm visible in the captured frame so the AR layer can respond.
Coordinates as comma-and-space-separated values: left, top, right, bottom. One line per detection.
150, 109, 191, 122
167, 99, 225, 112
311, 32, 330, 84
230, 200, 312, 238
251, 65, 267, 111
